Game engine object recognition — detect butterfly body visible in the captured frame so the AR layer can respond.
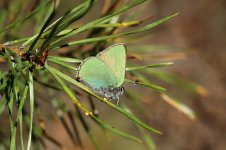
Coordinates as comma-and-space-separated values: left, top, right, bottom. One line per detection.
94, 86, 124, 100
77, 43, 126, 103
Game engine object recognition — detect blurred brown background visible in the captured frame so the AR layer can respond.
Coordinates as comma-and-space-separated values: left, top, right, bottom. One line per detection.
1, 0, 226, 150
147, 0, 226, 150
44, 0, 226, 150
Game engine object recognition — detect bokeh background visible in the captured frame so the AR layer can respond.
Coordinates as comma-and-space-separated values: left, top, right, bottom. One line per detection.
46, 1, 226, 150
1, 0, 226, 150
144, 0, 226, 150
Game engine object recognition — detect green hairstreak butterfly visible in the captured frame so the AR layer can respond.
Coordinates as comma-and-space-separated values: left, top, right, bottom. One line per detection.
76, 43, 126, 104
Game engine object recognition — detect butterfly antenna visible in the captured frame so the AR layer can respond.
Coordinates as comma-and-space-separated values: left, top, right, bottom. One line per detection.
123, 80, 138, 88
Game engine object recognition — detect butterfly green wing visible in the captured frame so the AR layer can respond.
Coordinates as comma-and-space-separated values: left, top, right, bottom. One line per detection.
78, 57, 117, 90
97, 43, 126, 87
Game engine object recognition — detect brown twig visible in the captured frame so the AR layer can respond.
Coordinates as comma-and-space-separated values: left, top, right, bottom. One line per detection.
0, 44, 48, 66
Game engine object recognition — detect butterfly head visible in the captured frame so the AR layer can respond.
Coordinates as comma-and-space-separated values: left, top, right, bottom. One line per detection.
119, 87, 124, 95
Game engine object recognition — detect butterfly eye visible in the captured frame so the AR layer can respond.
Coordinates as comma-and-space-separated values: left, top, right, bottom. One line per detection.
120, 87, 124, 93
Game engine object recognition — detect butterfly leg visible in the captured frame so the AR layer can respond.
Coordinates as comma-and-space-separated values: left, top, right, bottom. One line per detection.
116, 97, 120, 105
75, 77, 82, 82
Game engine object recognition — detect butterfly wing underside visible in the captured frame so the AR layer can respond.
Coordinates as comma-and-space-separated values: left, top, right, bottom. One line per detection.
78, 57, 117, 90
97, 44, 126, 87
